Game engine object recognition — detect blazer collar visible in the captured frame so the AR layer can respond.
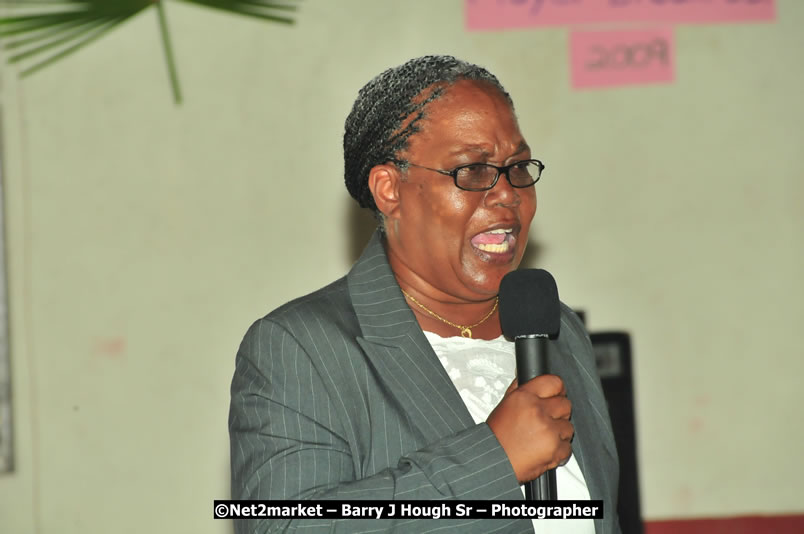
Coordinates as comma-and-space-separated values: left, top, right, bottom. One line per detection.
346, 228, 476, 439
346, 228, 420, 344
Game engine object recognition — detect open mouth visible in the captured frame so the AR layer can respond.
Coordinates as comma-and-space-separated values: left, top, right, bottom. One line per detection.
470, 228, 516, 255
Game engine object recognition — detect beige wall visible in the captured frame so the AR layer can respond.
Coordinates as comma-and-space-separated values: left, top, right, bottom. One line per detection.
0, 1, 802, 532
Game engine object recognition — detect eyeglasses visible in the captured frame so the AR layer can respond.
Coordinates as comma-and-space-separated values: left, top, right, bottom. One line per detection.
392, 159, 545, 192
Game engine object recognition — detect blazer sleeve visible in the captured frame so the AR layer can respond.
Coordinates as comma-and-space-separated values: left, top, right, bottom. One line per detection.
229, 318, 530, 534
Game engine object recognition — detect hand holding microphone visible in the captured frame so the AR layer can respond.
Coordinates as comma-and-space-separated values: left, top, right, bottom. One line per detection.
487, 374, 573, 485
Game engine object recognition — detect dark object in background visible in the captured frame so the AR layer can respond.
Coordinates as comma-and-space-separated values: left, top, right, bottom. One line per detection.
590, 331, 643, 534
576, 310, 643, 534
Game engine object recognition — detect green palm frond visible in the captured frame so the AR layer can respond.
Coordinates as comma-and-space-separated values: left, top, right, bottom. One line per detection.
0, 1, 153, 75
175, 0, 299, 25
0, 0, 300, 104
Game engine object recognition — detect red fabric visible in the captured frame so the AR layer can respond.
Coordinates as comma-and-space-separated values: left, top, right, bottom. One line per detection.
645, 515, 804, 534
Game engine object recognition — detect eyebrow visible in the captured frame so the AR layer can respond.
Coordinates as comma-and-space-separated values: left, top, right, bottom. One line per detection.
447, 140, 531, 159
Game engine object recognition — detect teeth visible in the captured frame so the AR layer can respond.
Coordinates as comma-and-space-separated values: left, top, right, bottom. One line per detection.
476, 242, 512, 253
486, 228, 512, 234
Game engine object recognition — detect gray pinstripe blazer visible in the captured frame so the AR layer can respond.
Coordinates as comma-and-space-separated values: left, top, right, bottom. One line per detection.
229, 230, 621, 533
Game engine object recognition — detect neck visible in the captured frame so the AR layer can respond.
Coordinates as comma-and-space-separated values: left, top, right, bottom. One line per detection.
400, 287, 501, 340
411, 307, 503, 340
383, 237, 503, 339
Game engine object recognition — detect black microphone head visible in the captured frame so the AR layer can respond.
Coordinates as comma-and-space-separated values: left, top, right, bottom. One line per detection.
499, 269, 561, 339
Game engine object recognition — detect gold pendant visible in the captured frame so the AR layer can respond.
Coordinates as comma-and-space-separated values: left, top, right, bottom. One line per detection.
460, 327, 472, 338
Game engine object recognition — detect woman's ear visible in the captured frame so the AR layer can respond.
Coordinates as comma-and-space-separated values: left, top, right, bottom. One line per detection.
368, 164, 402, 221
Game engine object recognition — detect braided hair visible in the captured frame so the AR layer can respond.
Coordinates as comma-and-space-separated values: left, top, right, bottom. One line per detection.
343, 55, 513, 219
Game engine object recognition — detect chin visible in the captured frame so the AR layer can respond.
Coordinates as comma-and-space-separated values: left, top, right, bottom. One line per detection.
461, 268, 510, 297
460, 247, 523, 296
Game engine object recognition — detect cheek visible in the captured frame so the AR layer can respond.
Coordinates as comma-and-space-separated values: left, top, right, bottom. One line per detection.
402, 187, 474, 249
521, 189, 537, 223
439, 190, 476, 229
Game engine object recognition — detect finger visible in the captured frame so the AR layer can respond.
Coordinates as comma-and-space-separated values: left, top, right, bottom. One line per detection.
555, 397, 572, 420
519, 374, 565, 398
545, 375, 567, 397
556, 420, 575, 442
555, 442, 573, 467
539, 396, 572, 421
531, 397, 572, 421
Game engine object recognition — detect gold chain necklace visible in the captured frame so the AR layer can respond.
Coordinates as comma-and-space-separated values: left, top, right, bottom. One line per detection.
400, 289, 498, 338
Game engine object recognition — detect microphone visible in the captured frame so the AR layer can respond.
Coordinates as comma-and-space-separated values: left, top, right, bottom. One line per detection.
499, 269, 561, 501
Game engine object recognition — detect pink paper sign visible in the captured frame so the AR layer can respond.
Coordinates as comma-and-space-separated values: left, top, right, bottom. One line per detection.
466, 0, 775, 30
570, 28, 675, 89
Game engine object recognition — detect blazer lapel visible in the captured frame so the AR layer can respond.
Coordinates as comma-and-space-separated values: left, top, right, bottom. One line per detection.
347, 229, 476, 446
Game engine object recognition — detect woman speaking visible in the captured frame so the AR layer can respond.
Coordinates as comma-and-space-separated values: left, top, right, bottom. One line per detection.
229, 55, 621, 533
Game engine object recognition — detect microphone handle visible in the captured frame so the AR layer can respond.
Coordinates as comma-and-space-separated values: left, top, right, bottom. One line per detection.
515, 336, 557, 501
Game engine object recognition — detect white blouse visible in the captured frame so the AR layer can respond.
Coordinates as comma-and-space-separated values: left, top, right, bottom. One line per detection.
423, 331, 595, 534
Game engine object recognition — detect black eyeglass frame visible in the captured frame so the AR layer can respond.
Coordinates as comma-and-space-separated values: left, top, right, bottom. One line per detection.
390, 158, 545, 192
